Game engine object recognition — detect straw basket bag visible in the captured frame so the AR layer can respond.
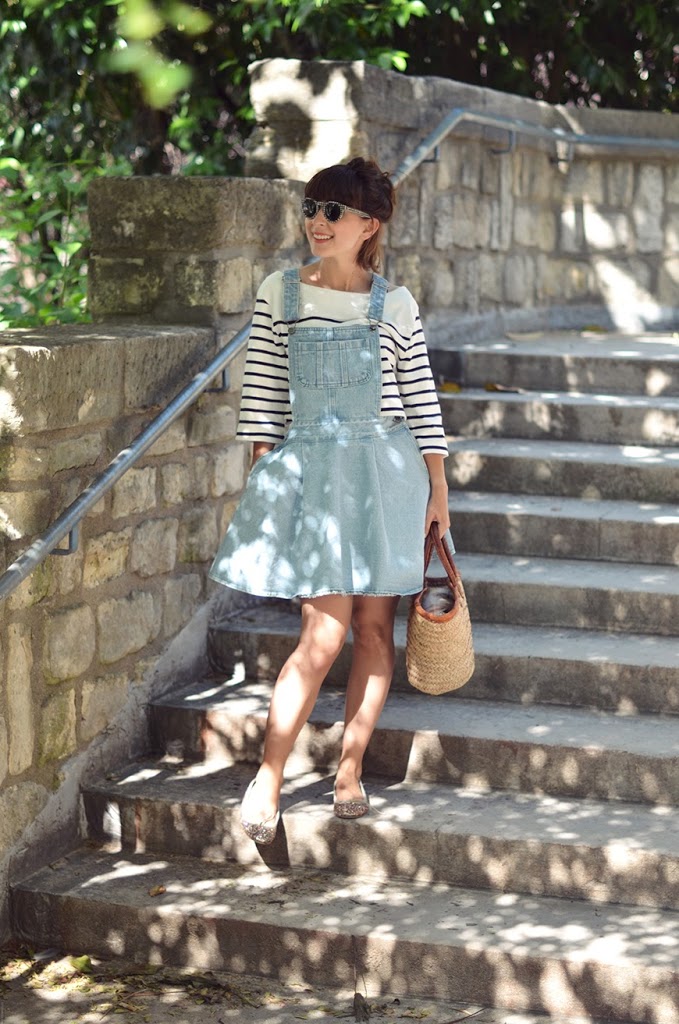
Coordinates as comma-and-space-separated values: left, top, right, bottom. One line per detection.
406, 523, 475, 695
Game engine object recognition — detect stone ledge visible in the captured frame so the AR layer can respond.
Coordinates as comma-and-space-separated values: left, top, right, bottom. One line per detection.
0, 324, 217, 436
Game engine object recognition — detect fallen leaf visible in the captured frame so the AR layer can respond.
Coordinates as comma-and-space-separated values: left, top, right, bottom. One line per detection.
148, 885, 166, 897
69, 955, 93, 975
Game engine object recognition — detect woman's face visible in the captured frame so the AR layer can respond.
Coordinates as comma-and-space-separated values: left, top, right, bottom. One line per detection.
304, 204, 378, 263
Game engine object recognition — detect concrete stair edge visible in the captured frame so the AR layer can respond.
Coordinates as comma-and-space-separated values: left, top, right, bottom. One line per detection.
12, 847, 679, 1024
81, 760, 679, 911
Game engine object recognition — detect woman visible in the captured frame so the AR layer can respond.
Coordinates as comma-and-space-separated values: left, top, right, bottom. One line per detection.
209, 157, 451, 844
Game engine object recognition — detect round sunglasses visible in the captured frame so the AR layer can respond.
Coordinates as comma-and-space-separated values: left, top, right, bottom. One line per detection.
301, 198, 371, 223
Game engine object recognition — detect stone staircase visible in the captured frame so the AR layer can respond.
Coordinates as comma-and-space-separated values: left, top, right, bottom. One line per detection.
11, 331, 679, 1023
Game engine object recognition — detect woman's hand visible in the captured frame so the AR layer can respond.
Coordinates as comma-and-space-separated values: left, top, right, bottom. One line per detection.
251, 441, 274, 468
423, 453, 450, 535
425, 481, 450, 535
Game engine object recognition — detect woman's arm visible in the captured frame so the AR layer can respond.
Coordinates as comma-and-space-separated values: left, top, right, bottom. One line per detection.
423, 453, 450, 535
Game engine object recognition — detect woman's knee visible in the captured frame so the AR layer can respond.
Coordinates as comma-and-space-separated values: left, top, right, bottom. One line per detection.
351, 608, 396, 658
296, 599, 351, 670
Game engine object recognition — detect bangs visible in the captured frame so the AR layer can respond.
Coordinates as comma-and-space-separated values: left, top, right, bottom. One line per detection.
304, 165, 363, 209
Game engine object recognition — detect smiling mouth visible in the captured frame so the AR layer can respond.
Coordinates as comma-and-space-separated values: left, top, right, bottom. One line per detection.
313, 233, 332, 241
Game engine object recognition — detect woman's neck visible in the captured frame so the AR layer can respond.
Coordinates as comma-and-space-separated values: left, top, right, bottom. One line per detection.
305, 259, 371, 293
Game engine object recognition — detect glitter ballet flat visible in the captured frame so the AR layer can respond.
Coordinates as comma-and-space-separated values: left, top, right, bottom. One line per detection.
333, 779, 369, 819
240, 779, 280, 845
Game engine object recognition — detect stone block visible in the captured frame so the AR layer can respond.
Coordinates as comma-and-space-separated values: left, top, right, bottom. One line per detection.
187, 403, 237, 447
0, 489, 51, 540
44, 604, 96, 682
657, 258, 679, 305
559, 201, 584, 254
512, 204, 557, 250
665, 212, 679, 254
458, 142, 482, 191
219, 498, 239, 535
583, 205, 631, 252
592, 257, 654, 328
146, 419, 187, 457
564, 161, 605, 204
388, 255, 422, 302
455, 256, 480, 314
421, 259, 455, 310
52, 547, 84, 596
667, 166, 679, 204
175, 257, 253, 315
87, 255, 165, 319
50, 434, 103, 474
84, 529, 131, 588
178, 507, 219, 563
88, 177, 305, 254
605, 163, 635, 207
212, 445, 248, 498
0, 782, 48, 848
389, 187, 421, 249
8, 561, 52, 611
633, 165, 664, 253
0, 329, 124, 431
478, 253, 504, 302
0, 716, 7, 787
161, 459, 210, 506
111, 467, 157, 519
6, 446, 49, 483
123, 327, 217, 412
514, 151, 554, 202
38, 688, 77, 764
537, 258, 593, 301
7, 623, 34, 775
98, 591, 162, 664
433, 194, 456, 251
164, 574, 203, 637
81, 674, 130, 742
513, 204, 539, 247
436, 137, 462, 191
130, 518, 179, 577
504, 253, 536, 306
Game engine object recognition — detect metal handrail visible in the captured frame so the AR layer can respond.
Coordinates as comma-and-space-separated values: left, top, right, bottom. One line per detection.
3, 103, 679, 600
391, 107, 679, 186
0, 323, 250, 600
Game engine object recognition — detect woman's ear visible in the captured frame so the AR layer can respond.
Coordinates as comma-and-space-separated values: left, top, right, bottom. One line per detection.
363, 217, 380, 239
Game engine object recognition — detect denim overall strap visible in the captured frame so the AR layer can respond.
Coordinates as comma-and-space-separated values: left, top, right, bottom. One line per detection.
367, 273, 388, 324
282, 268, 300, 328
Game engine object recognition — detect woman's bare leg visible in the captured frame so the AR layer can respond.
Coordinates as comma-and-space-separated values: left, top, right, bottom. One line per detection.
242, 594, 353, 824
334, 595, 400, 803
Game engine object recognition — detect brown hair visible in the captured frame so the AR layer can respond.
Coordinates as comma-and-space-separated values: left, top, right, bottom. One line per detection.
304, 157, 395, 271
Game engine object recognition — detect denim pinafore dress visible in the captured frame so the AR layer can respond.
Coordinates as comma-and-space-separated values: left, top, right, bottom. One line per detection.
209, 268, 431, 599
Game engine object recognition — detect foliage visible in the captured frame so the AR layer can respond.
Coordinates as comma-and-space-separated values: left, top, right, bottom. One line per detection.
1, 0, 677, 328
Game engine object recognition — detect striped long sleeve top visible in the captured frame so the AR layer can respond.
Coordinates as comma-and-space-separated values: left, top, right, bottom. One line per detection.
237, 271, 448, 457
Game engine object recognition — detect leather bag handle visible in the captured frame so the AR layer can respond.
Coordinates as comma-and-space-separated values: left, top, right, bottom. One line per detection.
423, 522, 460, 589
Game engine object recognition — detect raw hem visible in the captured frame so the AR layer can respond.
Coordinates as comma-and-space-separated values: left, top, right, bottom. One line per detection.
208, 572, 420, 600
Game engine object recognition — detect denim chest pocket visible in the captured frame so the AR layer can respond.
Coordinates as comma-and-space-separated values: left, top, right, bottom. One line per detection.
294, 338, 373, 388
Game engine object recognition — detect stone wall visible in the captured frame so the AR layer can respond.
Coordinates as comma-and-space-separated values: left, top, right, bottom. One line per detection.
0, 179, 306, 939
247, 59, 679, 340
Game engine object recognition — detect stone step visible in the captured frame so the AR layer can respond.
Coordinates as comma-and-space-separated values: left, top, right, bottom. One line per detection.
449, 491, 679, 566
207, 607, 679, 716
83, 759, 679, 912
446, 436, 679, 503
12, 846, 679, 1023
439, 389, 679, 446
457, 552, 679, 636
430, 332, 679, 396
151, 683, 679, 806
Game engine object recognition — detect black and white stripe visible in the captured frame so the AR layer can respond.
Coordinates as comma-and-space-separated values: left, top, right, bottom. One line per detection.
236, 272, 448, 457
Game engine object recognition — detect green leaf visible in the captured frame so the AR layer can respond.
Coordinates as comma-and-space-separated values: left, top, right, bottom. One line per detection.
117, 0, 164, 40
